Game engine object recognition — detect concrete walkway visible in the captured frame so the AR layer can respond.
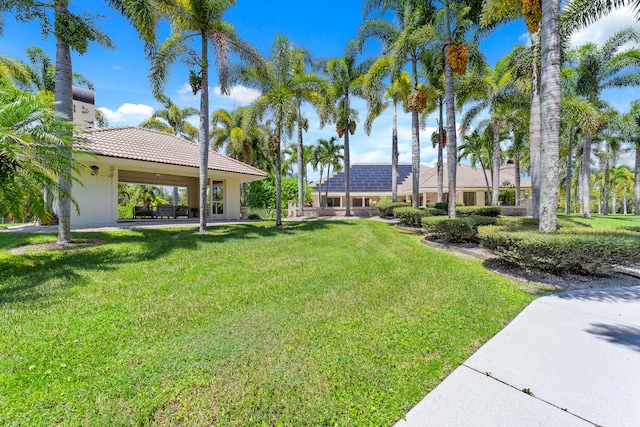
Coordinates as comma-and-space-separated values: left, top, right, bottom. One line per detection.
396, 286, 640, 426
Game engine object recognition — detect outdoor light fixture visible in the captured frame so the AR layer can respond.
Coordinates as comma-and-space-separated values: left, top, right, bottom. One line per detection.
90, 165, 99, 176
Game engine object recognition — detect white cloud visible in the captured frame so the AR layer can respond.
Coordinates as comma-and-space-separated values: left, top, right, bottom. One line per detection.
213, 85, 261, 106
112, 64, 122, 70
177, 82, 192, 95
98, 103, 154, 125
518, 33, 532, 47
570, 5, 640, 47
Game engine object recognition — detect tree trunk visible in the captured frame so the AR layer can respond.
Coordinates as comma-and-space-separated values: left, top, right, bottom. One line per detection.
437, 99, 444, 203
325, 165, 331, 207
581, 134, 592, 218
297, 104, 304, 216
199, 36, 210, 233
539, 0, 561, 232
318, 167, 324, 208
344, 130, 351, 216
275, 129, 282, 226
635, 141, 640, 215
392, 100, 398, 202
574, 166, 579, 213
55, 3, 73, 245
411, 56, 420, 209
624, 193, 628, 214
444, 0, 457, 218
515, 158, 521, 206
173, 186, 179, 207
603, 150, 610, 215
529, 37, 541, 219
491, 120, 500, 206
612, 181, 617, 214
565, 144, 572, 214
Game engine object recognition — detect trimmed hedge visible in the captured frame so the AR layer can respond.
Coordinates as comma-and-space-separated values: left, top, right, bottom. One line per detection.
479, 226, 640, 275
378, 201, 411, 217
457, 206, 501, 217
422, 216, 497, 242
393, 207, 445, 227
431, 202, 464, 210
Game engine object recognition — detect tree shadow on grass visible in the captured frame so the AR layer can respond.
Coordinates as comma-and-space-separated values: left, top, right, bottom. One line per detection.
0, 221, 334, 306
586, 323, 640, 352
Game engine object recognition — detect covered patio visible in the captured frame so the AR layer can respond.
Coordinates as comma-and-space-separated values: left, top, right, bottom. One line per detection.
70, 126, 266, 226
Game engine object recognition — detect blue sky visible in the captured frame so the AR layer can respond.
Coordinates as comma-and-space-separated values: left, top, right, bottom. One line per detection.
1, 2, 639, 181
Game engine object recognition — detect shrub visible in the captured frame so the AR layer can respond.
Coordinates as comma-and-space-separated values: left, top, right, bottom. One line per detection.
422, 216, 497, 242
378, 201, 410, 217
433, 202, 464, 210
247, 213, 262, 220
394, 207, 445, 227
118, 204, 134, 219
479, 226, 640, 275
457, 206, 501, 217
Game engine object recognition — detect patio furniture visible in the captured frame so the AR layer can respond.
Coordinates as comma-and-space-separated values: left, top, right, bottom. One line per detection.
133, 205, 155, 218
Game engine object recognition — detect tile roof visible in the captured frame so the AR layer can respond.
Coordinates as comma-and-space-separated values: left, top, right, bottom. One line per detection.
397, 163, 531, 193
76, 126, 267, 177
310, 164, 414, 192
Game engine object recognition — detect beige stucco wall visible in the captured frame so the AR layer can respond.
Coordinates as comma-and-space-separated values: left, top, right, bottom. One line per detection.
70, 162, 118, 225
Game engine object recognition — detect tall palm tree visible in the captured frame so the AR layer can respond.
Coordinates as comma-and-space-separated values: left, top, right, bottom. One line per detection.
362, 64, 412, 202
627, 100, 640, 215
235, 35, 324, 226
360, 0, 438, 209
324, 49, 372, 216
290, 48, 329, 217
143, 0, 262, 233
612, 164, 634, 214
539, 0, 562, 231
2, 1, 114, 243
567, 28, 640, 218
140, 95, 199, 141
457, 57, 529, 206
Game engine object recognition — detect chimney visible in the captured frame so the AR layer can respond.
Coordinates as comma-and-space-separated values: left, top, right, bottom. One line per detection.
72, 86, 95, 129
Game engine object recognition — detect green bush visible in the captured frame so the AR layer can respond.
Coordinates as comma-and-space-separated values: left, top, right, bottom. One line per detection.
422, 216, 497, 242
457, 206, 501, 217
433, 202, 464, 210
246, 175, 311, 210
378, 201, 411, 217
479, 226, 640, 275
118, 204, 134, 219
393, 207, 445, 227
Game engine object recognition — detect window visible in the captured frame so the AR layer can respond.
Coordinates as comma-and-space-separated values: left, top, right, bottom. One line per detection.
463, 192, 476, 206
326, 197, 341, 207
485, 192, 491, 206
352, 198, 363, 207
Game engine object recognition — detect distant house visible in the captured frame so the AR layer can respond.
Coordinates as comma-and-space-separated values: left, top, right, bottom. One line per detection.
68, 126, 267, 226
310, 162, 531, 209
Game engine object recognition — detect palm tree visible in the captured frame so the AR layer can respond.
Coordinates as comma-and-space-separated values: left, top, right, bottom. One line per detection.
0, 55, 32, 88
321, 137, 344, 207
457, 56, 529, 206
142, 0, 262, 233
567, 28, 640, 218
324, 49, 371, 216
235, 35, 324, 226
2, 1, 114, 243
458, 130, 492, 197
612, 165, 634, 214
0, 82, 80, 223
362, 65, 412, 202
360, 0, 438, 209
627, 100, 640, 215
140, 95, 199, 141
290, 48, 329, 217
538, 0, 562, 231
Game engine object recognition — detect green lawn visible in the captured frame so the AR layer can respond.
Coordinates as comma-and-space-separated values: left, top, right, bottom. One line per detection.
559, 213, 640, 229
0, 221, 540, 425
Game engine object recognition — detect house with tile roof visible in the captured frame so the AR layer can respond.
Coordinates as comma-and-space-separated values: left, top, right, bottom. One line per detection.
69, 126, 267, 225
309, 162, 531, 211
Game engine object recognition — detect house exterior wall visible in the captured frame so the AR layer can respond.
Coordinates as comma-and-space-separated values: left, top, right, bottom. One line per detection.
71, 162, 118, 225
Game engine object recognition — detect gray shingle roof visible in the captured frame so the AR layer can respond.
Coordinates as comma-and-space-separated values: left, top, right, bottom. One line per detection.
310, 164, 413, 192
76, 126, 267, 177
